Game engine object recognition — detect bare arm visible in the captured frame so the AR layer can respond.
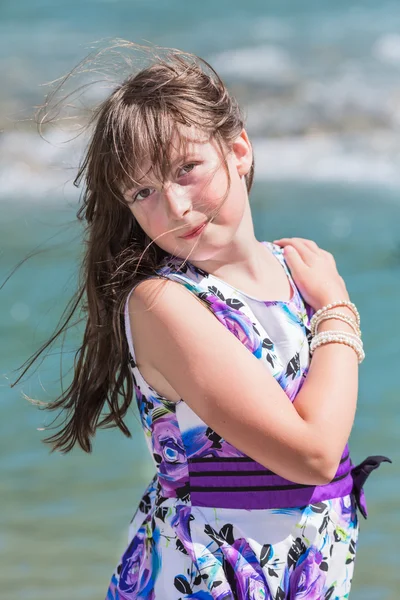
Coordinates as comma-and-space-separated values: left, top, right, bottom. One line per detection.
293, 306, 358, 476
274, 237, 360, 477
128, 274, 357, 486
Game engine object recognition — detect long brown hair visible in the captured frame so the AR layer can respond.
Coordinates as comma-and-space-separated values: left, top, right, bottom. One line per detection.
11, 42, 255, 453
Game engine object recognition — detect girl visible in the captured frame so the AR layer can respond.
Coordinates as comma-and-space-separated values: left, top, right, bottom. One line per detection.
19, 45, 390, 599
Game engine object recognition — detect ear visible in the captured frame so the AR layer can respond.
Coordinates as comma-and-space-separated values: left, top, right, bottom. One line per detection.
232, 129, 253, 177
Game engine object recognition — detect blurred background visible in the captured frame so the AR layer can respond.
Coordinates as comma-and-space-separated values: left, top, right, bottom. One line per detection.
1, 1, 399, 598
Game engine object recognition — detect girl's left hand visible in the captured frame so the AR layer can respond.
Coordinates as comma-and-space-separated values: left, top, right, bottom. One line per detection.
272, 237, 350, 311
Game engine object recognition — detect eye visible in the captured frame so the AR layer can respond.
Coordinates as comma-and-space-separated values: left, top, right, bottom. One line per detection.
133, 187, 155, 202
179, 163, 197, 177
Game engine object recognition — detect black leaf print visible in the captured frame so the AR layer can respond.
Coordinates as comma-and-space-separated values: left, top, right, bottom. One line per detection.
128, 353, 136, 369
204, 524, 222, 547
208, 286, 225, 301
198, 291, 210, 302
175, 482, 190, 503
262, 337, 274, 350
205, 427, 223, 449
138, 493, 151, 514
330, 544, 334, 557
204, 524, 214, 537
266, 354, 274, 368
219, 523, 235, 545
211, 580, 223, 589
287, 537, 307, 569
286, 352, 300, 379
155, 507, 169, 522
333, 530, 341, 542
155, 492, 168, 507
318, 515, 329, 535
143, 395, 154, 412
346, 557, 355, 565
275, 586, 285, 600
173, 261, 190, 275
310, 502, 327, 513
174, 575, 192, 594
153, 453, 162, 465
222, 558, 238, 595
268, 567, 279, 578
320, 561, 329, 572
260, 544, 273, 567
324, 586, 335, 600
193, 573, 202, 586
176, 539, 188, 555
227, 298, 245, 311
194, 266, 209, 278
349, 539, 357, 555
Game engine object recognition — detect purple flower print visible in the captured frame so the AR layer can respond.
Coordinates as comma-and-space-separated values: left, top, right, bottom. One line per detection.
247, 577, 272, 600
219, 537, 271, 600
152, 412, 189, 496
205, 295, 262, 356
170, 505, 199, 565
289, 547, 326, 600
117, 515, 157, 600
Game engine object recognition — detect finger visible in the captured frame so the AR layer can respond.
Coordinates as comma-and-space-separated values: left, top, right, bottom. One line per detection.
320, 249, 337, 268
278, 238, 317, 264
282, 245, 307, 272
275, 237, 320, 253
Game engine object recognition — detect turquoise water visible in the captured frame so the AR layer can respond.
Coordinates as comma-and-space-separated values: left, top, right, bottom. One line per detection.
1, 181, 399, 599
2, 0, 400, 596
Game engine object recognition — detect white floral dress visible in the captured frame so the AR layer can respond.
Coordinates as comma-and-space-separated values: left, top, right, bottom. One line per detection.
106, 242, 390, 600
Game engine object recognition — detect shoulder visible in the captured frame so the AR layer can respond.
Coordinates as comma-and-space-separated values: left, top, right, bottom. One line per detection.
128, 275, 205, 316
127, 276, 215, 356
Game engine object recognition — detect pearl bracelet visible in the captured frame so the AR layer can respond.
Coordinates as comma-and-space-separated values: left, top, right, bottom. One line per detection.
311, 311, 361, 337
310, 301, 360, 330
311, 337, 365, 364
311, 330, 363, 348
310, 331, 365, 364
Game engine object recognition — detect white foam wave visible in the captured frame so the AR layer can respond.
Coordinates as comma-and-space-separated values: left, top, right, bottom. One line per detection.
372, 33, 400, 64
209, 44, 296, 83
0, 128, 85, 202
2, 130, 400, 203
253, 132, 400, 186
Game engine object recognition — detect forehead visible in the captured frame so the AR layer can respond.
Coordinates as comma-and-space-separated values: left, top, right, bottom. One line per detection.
131, 126, 216, 187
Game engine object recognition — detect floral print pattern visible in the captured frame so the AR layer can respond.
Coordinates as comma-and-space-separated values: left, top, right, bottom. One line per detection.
106, 242, 360, 599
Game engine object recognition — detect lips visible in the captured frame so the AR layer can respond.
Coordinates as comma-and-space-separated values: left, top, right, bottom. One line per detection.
180, 221, 208, 238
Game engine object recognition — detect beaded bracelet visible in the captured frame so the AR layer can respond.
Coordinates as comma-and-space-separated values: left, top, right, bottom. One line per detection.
310, 336, 365, 365
311, 311, 361, 337
310, 331, 365, 364
311, 337, 365, 364
310, 300, 360, 330
311, 330, 364, 348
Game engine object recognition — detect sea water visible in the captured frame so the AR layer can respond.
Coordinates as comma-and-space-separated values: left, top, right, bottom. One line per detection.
1, 0, 400, 598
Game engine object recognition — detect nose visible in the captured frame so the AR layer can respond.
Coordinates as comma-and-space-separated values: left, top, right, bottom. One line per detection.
163, 182, 192, 220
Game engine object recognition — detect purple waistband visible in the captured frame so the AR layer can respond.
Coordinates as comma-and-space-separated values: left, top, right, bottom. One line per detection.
185, 449, 391, 519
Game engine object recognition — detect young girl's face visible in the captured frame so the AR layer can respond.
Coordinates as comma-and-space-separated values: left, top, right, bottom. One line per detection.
123, 125, 253, 261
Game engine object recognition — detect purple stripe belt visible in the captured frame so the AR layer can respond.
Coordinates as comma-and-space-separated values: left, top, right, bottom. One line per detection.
185, 444, 392, 519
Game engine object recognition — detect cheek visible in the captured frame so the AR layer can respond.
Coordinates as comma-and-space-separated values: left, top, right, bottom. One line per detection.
203, 170, 246, 224
131, 206, 165, 237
